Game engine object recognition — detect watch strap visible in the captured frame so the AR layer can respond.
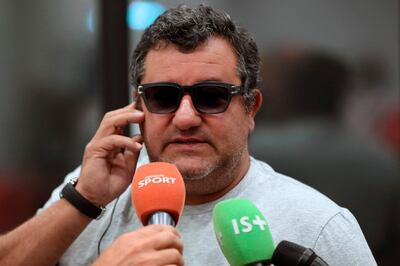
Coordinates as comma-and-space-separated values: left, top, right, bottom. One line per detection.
60, 182, 105, 219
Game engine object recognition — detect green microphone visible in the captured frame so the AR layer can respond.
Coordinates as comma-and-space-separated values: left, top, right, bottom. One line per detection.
213, 198, 275, 266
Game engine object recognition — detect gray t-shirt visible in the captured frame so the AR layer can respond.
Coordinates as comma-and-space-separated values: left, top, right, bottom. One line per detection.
41, 157, 376, 265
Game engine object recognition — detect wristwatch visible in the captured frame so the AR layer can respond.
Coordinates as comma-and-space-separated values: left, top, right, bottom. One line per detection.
59, 177, 106, 219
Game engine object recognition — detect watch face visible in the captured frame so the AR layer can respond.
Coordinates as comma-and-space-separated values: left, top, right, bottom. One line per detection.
69, 176, 79, 186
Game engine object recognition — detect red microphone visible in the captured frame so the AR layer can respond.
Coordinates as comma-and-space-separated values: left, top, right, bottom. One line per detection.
131, 162, 186, 226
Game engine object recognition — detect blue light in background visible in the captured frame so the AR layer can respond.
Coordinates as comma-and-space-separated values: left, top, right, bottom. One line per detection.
86, 9, 94, 33
85, 2, 165, 32
127, 1, 166, 30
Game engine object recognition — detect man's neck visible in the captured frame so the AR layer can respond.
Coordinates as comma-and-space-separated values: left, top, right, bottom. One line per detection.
185, 156, 250, 205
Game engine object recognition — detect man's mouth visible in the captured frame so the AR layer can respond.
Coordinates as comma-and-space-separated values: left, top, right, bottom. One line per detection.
168, 137, 209, 150
171, 137, 206, 144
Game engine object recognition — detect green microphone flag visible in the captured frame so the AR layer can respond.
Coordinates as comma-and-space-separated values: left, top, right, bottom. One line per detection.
213, 198, 275, 266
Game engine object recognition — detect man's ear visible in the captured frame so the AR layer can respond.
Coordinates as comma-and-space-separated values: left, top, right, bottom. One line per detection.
248, 89, 263, 131
133, 88, 143, 111
133, 87, 139, 100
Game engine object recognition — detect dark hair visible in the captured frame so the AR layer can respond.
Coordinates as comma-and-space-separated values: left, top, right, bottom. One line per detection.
129, 4, 260, 110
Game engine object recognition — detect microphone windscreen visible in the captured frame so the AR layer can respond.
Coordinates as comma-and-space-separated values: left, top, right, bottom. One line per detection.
131, 162, 186, 225
213, 198, 275, 266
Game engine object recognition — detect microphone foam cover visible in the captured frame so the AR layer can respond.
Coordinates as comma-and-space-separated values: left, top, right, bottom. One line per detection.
213, 198, 275, 266
131, 162, 185, 225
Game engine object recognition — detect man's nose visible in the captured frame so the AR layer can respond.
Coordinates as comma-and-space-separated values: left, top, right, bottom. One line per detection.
172, 95, 202, 130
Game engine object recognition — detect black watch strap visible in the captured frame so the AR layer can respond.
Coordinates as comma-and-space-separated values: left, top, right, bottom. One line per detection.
60, 181, 105, 219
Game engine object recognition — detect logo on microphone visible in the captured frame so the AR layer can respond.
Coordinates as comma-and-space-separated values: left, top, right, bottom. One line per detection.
231, 215, 268, 235
138, 174, 177, 188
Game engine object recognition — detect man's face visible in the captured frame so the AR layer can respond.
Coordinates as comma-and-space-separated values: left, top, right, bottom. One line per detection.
139, 37, 260, 198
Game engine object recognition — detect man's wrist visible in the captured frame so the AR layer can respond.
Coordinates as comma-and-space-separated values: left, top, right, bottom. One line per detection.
59, 178, 106, 220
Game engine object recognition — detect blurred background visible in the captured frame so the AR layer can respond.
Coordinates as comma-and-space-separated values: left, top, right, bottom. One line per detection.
0, 0, 398, 264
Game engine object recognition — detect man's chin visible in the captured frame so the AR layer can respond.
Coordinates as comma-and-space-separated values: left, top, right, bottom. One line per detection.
168, 157, 215, 181
147, 151, 217, 180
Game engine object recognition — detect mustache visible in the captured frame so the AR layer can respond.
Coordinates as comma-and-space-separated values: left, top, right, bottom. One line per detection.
164, 129, 212, 145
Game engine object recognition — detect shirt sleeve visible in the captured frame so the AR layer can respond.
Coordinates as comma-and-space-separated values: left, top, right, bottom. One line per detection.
314, 208, 377, 266
36, 166, 82, 214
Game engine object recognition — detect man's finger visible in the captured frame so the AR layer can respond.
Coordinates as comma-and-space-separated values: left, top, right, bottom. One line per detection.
150, 230, 184, 253
152, 249, 184, 266
87, 135, 142, 158
102, 102, 137, 119
95, 111, 144, 138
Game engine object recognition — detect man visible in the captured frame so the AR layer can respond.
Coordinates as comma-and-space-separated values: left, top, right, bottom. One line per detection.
0, 5, 376, 265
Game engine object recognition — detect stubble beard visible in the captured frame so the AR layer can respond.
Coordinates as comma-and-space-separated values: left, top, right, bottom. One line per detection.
147, 146, 247, 196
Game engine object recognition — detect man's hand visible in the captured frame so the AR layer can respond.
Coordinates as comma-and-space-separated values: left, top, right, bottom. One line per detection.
76, 102, 145, 207
92, 225, 184, 266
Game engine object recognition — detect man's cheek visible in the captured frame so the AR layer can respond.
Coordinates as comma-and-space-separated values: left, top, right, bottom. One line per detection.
138, 121, 153, 150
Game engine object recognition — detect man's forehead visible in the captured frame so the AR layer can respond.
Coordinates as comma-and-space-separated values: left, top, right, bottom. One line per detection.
146, 37, 237, 63
141, 37, 240, 84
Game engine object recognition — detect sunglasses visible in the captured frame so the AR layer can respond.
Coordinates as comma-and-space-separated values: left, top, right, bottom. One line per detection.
137, 82, 244, 114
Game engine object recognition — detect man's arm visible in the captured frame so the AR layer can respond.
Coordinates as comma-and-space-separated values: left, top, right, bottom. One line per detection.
0, 202, 184, 266
0, 199, 91, 265
0, 103, 146, 265
314, 209, 377, 266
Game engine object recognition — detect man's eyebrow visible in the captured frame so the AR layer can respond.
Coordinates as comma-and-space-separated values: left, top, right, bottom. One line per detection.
196, 79, 225, 83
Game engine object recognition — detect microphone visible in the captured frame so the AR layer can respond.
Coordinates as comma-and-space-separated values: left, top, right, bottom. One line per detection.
213, 198, 329, 266
212, 198, 275, 266
131, 162, 186, 226
272, 240, 329, 266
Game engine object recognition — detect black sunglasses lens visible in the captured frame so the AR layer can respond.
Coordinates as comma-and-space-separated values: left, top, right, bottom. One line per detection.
193, 85, 230, 113
144, 85, 181, 113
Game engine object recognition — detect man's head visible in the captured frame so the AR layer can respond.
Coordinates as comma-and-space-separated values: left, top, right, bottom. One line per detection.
129, 5, 262, 203
130, 4, 260, 112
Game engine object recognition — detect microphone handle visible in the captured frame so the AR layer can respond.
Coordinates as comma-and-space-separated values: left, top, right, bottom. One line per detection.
310, 257, 329, 266
147, 211, 176, 226
301, 248, 329, 266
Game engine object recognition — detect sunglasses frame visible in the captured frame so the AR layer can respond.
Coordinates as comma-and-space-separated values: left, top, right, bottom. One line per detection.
137, 81, 244, 114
